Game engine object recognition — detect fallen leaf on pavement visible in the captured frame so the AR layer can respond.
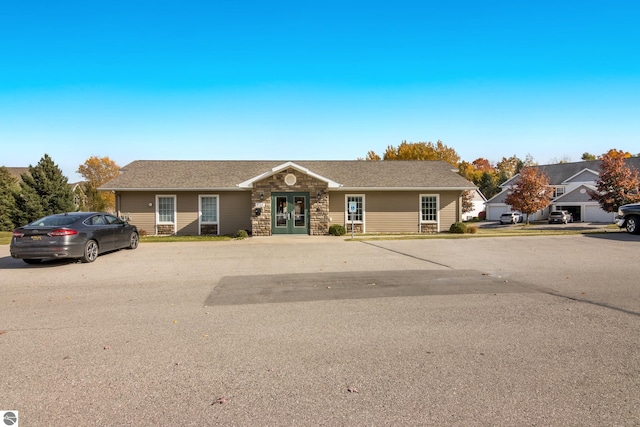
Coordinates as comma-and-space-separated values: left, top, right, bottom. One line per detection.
212, 397, 229, 405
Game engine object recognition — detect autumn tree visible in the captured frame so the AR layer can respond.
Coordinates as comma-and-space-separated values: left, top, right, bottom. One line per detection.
12, 154, 75, 226
588, 150, 640, 213
0, 166, 18, 230
380, 140, 460, 167
504, 166, 554, 225
461, 190, 474, 214
77, 156, 121, 212
364, 151, 381, 161
495, 155, 523, 183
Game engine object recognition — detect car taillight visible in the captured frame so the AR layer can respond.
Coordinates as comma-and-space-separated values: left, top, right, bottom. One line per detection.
48, 229, 78, 237
12, 231, 24, 238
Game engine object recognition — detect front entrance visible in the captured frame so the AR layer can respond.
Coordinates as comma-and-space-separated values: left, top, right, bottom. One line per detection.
272, 192, 309, 234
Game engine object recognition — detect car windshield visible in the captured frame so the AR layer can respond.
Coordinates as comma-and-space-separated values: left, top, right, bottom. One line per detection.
29, 215, 79, 227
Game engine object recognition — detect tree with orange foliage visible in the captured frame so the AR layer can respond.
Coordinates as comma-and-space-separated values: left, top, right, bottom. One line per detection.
588, 150, 640, 213
381, 140, 460, 167
77, 156, 121, 212
504, 166, 554, 225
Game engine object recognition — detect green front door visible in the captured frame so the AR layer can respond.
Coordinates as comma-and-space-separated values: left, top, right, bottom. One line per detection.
272, 192, 309, 235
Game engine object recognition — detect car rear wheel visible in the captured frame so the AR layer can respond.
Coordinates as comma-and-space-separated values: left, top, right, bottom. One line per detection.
23, 259, 41, 264
81, 240, 99, 263
128, 232, 139, 249
625, 215, 640, 234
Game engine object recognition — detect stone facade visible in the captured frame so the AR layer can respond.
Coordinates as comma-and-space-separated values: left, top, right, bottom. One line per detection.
200, 224, 218, 235
157, 224, 174, 235
251, 168, 330, 236
419, 223, 438, 234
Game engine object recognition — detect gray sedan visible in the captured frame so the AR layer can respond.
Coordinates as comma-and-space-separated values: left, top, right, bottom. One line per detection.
10, 212, 139, 264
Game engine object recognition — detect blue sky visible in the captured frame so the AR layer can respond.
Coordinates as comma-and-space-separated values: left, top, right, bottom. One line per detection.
1, 0, 639, 181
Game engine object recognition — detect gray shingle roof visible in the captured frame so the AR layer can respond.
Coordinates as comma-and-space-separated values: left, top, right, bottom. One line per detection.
100, 160, 476, 191
534, 158, 640, 185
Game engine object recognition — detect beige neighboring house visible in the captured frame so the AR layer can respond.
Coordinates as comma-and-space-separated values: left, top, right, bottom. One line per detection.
99, 160, 476, 236
6, 167, 87, 210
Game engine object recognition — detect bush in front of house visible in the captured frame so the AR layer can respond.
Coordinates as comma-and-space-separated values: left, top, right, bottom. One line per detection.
449, 222, 467, 234
466, 225, 478, 234
235, 229, 249, 239
329, 224, 346, 236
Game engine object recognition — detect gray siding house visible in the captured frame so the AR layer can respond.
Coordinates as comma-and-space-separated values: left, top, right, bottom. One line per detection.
100, 160, 476, 236
485, 158, 640, 223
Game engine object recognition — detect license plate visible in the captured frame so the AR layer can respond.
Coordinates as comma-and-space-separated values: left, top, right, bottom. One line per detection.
31, 235, 42, 240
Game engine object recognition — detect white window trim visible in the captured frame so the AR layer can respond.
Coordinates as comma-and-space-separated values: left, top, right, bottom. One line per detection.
553, 186, 565, 198
198, 194, 220, 235
345, 194, 365, 232
419, 194, 440, 232
156, 194, 177, 235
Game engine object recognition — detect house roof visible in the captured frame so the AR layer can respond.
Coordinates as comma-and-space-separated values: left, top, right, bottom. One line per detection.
100, 160, 476, 191
5, 167, 29, 181
535, 158, 640, 185
498, 158, 640, 188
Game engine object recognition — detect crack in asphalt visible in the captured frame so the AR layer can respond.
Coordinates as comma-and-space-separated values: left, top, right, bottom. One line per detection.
361, 241, 640, 318
360, 241, 453, 269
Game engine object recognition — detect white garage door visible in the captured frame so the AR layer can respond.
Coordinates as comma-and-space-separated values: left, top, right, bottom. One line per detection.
584, 205, 615, 223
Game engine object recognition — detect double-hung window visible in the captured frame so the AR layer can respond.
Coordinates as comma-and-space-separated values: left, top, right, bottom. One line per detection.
553, 187, 565, 198
199, 195, 219, 228
420, 194, 438, 223
156, 195, 177, 234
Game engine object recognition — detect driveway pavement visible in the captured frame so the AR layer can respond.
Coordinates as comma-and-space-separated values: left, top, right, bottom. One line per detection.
1, 233, 639, 426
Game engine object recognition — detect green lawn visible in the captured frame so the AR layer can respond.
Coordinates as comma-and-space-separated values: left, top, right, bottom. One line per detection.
0, 231, 11, 245
0, 224, 619, 245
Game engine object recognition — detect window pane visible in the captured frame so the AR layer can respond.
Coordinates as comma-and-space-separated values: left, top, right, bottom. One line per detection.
201, 197, 217, 223
421, 196, 437, 222
347, 196, 363, 222
158, 197, 175, 223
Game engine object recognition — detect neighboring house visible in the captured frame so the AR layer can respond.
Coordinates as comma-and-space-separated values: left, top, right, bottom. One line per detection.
99, 160, 476, 236
485, 158, 640, 223
70, 182, 88, 210
462, 189, 487, 221
6, 167, 29, 182
7, 167, 87, 210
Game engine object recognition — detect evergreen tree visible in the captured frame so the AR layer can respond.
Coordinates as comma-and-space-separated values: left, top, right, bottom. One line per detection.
0, 166, 18, 230
12, 154, 75, 226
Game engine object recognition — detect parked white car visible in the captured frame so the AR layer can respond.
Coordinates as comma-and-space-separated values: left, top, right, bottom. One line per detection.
500, 212, 522, 224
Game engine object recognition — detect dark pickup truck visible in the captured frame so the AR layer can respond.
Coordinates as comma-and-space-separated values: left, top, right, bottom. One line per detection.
615, 203, 640, 234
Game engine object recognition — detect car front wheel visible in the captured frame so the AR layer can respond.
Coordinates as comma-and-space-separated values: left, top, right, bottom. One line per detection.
625, 215, 640, 234
81, 240, 99, 263
128, 231, 139, 249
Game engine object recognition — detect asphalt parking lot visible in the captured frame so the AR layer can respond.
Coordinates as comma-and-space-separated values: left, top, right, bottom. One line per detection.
1, 233, 639, 426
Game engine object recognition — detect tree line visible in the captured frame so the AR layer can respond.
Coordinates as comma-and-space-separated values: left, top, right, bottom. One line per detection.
2, 144, 639, 231
365, 141, 640, 222
0, 154, 120, 231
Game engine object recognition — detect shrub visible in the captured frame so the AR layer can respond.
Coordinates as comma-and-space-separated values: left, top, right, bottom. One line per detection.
466, 225, 478, 234
329, 224, 346, 236
449, 222, 467, 234
235, 229, 249, 239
